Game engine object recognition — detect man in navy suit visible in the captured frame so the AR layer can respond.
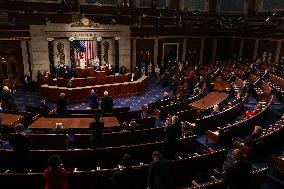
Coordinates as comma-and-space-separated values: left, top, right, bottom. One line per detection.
89, 89, 99, 109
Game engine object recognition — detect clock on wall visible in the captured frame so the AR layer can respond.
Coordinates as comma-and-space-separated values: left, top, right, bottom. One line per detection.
81, 18, 90, 26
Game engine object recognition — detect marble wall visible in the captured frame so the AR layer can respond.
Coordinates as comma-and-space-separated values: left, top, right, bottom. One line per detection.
29, 23, 131, 79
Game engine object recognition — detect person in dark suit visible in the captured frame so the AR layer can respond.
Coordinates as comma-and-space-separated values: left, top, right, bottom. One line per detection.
129, 72, 138, 82
101, 91, 114, 113
1, 86, 16, 112
56, 93, 67, 115
227, 72, 236, 83
148, 151, 175, 189
223, 149, 252, 189
162, 115, 182, 160
111, 154, 143, 189
9, 124, 31, 172
242, 126, 262, 146
89, 113, 104, 148
261, 69, 270, 80
89, 89, 99, 109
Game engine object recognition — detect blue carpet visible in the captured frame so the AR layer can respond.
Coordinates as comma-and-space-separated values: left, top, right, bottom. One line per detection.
12, 78, 173, 112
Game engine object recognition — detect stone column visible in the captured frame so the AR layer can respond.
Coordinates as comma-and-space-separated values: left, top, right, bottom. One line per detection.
253, 39, 259, 60
199, 37, 205, 65
212, 38, 218, 62
239, 38, 244, 57
182, 38, 187, 61
275, 40, 282, 63
132, 38, 136, 72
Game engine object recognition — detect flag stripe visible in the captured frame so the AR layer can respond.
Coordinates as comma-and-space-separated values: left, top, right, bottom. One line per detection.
75, 40, 97, 67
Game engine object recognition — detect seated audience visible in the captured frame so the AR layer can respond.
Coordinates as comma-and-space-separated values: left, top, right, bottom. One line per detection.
239, 126, 262, 146
227, 72, 236, 83
56, 93, 67, 115
141, 104, 149, 119
129, 72, 138, 82
210, 104, 220, 116
163, 91, 170, 101
44, 154, 68, 189
39, 100, 50, 115
261, 69, 270, 80
111, 154, 143, 189
244, 104, 261, 118
148, 151, 175, 189
154, 109, 164, 128
128, 120, 140, 131
223, 149, 252, 189
49, 123, 65, 134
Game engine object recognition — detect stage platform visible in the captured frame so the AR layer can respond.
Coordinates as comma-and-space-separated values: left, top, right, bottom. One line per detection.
40, 76, 149, 103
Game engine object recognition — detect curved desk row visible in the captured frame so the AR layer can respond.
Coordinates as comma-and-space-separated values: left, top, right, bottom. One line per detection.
39, 73, 130, 87
39, 76, 149, 103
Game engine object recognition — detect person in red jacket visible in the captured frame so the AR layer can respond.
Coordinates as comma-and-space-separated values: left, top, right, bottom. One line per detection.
44, 154, 68, 189
245, 104, 261, 118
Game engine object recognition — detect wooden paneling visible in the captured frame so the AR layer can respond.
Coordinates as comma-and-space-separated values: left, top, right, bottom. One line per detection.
157, 38, 184, 66
203, 37, 213, 64
136, 39, 155, 68
186, 38, 201, 66
242, 38, 255, 59
216, 37, 240, 61
0, 40, 24, 81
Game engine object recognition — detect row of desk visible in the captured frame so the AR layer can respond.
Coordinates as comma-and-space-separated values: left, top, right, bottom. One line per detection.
40, 76, 149, 103
40, 73, 130, 87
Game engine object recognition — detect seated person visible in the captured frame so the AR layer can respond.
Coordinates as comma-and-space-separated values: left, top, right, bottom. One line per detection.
244, 104, 261, 118
141, 104, 148, 119
119, 66, 127, 75
128, 120, 140, 131
163, 91, 170, 101
210, 104, 220, 116
129, 73, 138, 82
39, 100, 50, 115
253, 77, 262, 86
229, 93, 242, 105
238, 126, 262, 146
227, 72, 236, 83
261, 69, 270, 80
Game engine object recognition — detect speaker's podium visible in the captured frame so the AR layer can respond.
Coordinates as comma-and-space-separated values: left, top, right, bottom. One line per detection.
76, 61, 106, 78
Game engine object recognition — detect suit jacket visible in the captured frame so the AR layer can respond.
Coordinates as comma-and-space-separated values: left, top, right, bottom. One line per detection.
1, 90, 16, 111
224, 158, 252, 189
111, 167, 143, 189
162, 123, 182, 160
89, 120, 104, 148
148, 159, 175, 189
56, 97, 67, 115
89, 92, 99, 109
101, 95, 114, 113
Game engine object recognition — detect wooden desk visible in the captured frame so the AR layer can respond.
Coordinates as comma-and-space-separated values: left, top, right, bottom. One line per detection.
0, 113, 23, 127
190, 92, 229, 110
28, 117, 120, 129
213, 80, 231, 92
40, 76, 149, 103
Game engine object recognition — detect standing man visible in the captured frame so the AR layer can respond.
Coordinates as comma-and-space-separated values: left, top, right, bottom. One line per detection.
56, 93, 67, 115
89, 89, 99, 109
101, 91, 114, 113
1, 86, 16, 112
89, 113, 104, 148
148, 151, 175, 189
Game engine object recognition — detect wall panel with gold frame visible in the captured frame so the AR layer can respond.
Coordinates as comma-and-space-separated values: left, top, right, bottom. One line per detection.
162, 43, 179, 68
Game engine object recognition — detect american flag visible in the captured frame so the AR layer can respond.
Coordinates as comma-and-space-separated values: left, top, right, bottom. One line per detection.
75, 40, 97, 66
